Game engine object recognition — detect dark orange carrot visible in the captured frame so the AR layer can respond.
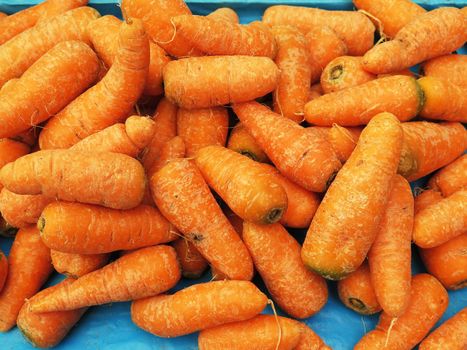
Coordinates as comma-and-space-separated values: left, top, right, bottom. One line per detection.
50, 251, 110, 279
296, 323, 331, 350
0, 250, 6, 292
207, 7, 239, 23
422, 54, 467, 88
172, 239, 208, 279
428, 154, 467, 197
148, 136, 185, 176
11, 128, 37, 147
414, 189, 443, 214
227, 123, 269, 163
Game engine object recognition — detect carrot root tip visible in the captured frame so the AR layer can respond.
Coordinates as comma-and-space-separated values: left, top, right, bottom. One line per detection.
348, 298, 367, 311
329, 65, 344, 81
239, 150, 259, 162
264, 207, 285, 224
37, 216, 46, 232
453, 279, 467, 290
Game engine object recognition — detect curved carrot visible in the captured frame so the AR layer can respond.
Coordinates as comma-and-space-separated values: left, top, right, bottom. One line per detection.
428, 154, 467, 197
131, 280, 267, 337
148, 136, 185, 176
420, 308, 467, 350
0, 250, 7, 292
227, 123, 268, 163
422, 54, 467, 88
296, 323, 331, 350
207, 7, 239, 23
414, 189, 443, 214
39, 202, 177, 254
172, 239, 208, 279
233, 101, 342, 193
50, 251, 110, 279
302, 113, 402, 280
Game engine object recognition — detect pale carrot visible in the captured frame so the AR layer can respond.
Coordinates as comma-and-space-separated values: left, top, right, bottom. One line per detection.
172, 239, 208, 279
50, 251, 110, 278
0, 250, 6, 292
207, 7, 239, 23
428, 154, 467, 196
148, 136, 185, 176
227, 123, 268, 163
414, 189, 443, 214
422, 54, 467, 88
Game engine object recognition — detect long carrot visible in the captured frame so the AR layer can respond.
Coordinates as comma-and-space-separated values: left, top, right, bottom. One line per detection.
414, 189, 443, 214
39, 19, 149, 149
163, 56, 279, 109
150, 159, 254, 281
0, 226, 52, 331
0, 250, 6, 292
296, 323, 331, 350
39, 202, 177, 254
362, 7, 466, 74
131, 280, 267, 337
227, 123, 268, 163
302, 113, 402, 280
207, 7, 239, 23
422, 54, 467, 88
310, 125, 362, 163
172, 239, 208, 279
428, 154, 467, 197
50, 251, 110, 279
234, 102, 342, 193
148, 136, 185, 176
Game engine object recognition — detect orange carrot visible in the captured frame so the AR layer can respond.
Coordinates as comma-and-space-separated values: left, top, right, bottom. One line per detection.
172, 239, 208, 279
151, 159, 254, 281
0, 12, 5, 19
227, 123, 268, 163
377, 68, 415, 79
163, 56, 279, 109
39, 202, 177, 254
0, 250, 6, 292
11, 129, 37, 148
296, 323, 331, 350
0, 226, 52, 331
131, 280, 267, 337
414, 189, 443, 214
50, 251, 110, 279
304, 75, 423, 126
148, 136, 185, 176
317, 125, 362, 163
263, 6, 375, 55
337, 261, 381, 315
30, 245, 180, 312
354, 274, 448, 350
302, 113, 402, 280
422, 54, 467, 88
17, 278, 87, 348
207, 7, 239, 23
428, 154, 467, 197
0, 138, 30, 173
234, 102, 342, 192
362, 7, 466, 74
309, 83, 324, 101
177, 107, 229, 157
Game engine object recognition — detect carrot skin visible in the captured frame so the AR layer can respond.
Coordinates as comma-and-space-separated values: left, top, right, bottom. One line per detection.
428, 154, 467, 197
148, 136, 185, 177
227, 123, 268, 163
422, 54, 467, 89
50, 251, 110, 279
172, 239, 208, 279
207, 7, 239, 23
295, 323, 331, 350
414, 189, 443, 214
0, 139, 30, 192
0, 250, 7, 292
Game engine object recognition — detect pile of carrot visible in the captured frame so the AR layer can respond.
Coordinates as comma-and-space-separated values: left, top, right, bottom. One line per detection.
0, 0, 465, 349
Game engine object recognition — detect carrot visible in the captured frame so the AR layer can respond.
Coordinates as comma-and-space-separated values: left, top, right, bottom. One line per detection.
296, 323, 331, 350
0, 138, 30, 175
420, 308, 467, 350
243, 222, 327, 318
0, 250, 7, 292
131, 280, 267, 337
311, 125, 362, 163
0, 7, 99, 89
163, 56, 279, 109
0, 226, 52, 331
377, 68, 415, 79
414, 189, 443, 214
0, 150, 146, 210
272, 26, 311, 123
227, 123, 268, 163
87, 15, 171, 96
30, 245, 180, 313
422, 54, 467, 88
368, 175, 413, 317
353, 0, 426, 39
11, 129, 37, 148
354, 274, 448, 350
207, 7, 239, 23
0, 40, 99, 139
304, 75, 423, 126
234, 102, 342, 192
413, 189, 466, 248
198, 314, 302, 350
302, 113, 402, 280
0, 12, 5, 19
362, 7, 466, 74
150, 159, 253, 280
309, 83, 324, 100
428, 154, 467, 197
51, 251, 110, 279
195, 146, 288, 224
172, 239, 208, 279
321, 56, 376, 93
17, 278, 87, 348
399, 121, 466, 181
417, 76, 467, 122
263, 6, 374, 56
177, 107, 229, 157
148, 136, 185, 176
39, 202, 177, 254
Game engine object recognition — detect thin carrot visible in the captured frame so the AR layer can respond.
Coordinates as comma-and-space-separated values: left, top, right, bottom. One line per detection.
428, 154, 467, 197
295, 323, 331, 350
414, 189, 443, 214
207, 7, 239, 23
131, 280, 267, 337
163, 56, 279, 109
227, 123, 268, 163
172, 239, 208, 279
302, 113, 402, 280
50, 251, 110, 279
234, 101, 342, 192
0, 250, 6, 292
0, 226, 52, 331
422, 54, 467, 88
309, 83, 324, 101
148, 136, 185, 176
39, 202, 177, 254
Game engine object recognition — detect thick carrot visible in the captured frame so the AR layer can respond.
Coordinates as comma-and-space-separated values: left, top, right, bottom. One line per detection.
296, 323, 331, 350
428, 154, 467, 197
39, 19, 149, 149
337, 261, 381, 315
354, 274, 448, 350
0, 250, 6, 292
0, 40, 99, 139
177, 107, 229, 157
414, 189, 443, 214
321, 56, 376, 93
0, 226, 52, 331
418, 76, 467, 122
0, 150, 146, 210
172, 239, 208, 279
151, 159, 254, 280
368, 175, 413, 317
39, 202, 177, 254
234, 102, 342, 192
198, 315, 302, 350
207, 7, 239, 23
363, 7, 466, 74
263, 6, 375, 56
148, 136, 185, 176
30, 245, 180, 312
309, 83, 324, 101
413, 189, 466, 248
311, 125, 362, 163
302, 113, 402, 280
87, 15, 171, 96
272, 26, 311, 123
304, 75, 423, 126
422, 54, 467, 88
227, 123, 268, 163
131, 280, 267, 337
195, 146, 288, 224
243, 222, 327, 318
17, 278, 87, 348
0, 138, 30, 173
0, 7, 99, 88
50, 251, 110, 279
399, 121, 466, 181
163, 56, 279, 109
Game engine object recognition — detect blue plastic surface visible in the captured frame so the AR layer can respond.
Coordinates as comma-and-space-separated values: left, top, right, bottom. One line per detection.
0, 1, 466, 349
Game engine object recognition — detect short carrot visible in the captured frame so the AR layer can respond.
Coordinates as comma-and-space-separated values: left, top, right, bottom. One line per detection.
311, 125, 362, 163
234, 101, 342, 193
422, 54, 467, 88
131, 280, 267, 337
50, 251, 110, 279
0, 250, 7, 292
302, 113, 402, 280
227, 123, 268, 163
428, 154, 467, 197
295, 323, 331, 350
414, 189, 443, 214
172, 239, 208, 279
207, 7, 239, 23
148, 136, 185, 176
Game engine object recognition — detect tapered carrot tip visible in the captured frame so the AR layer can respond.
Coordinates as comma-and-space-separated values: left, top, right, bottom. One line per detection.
125, 115, 156, 149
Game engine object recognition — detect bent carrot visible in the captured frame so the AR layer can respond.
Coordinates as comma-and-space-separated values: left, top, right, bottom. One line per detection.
207, 7, 239, 23
422, 54, 467, 88
148, 136, 185, 176
0, 250, 6, 292
227, 123, 268, 163
172, 239, 208, 279
234, 102, 342, 193
131, 280, 267, 337
302, 113, 402, 280
414, 189, 443, 214
50, 251, 110, 279
428, 154, 467, 197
